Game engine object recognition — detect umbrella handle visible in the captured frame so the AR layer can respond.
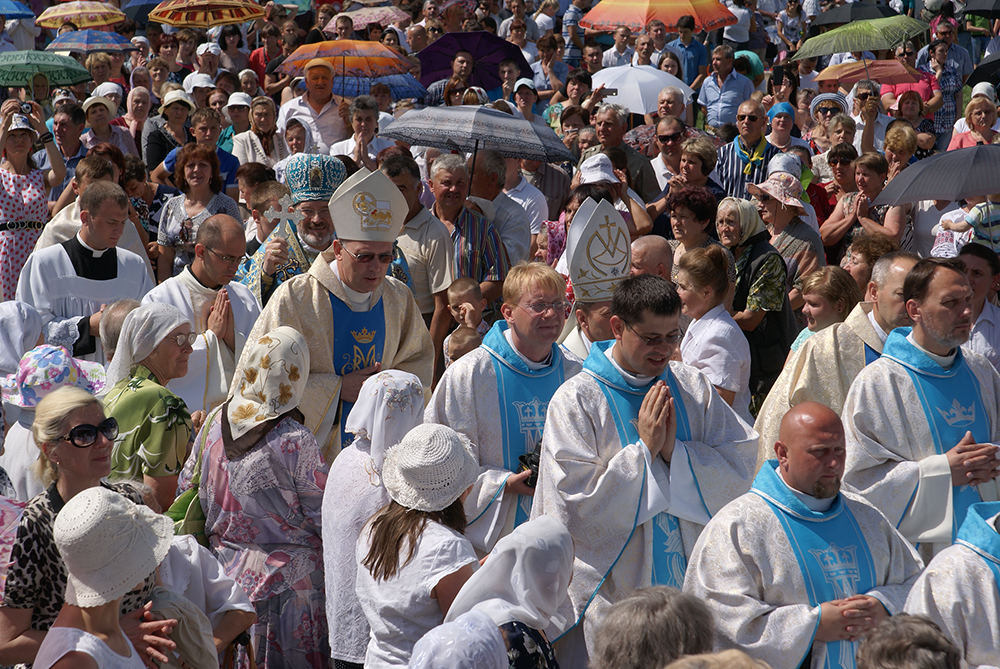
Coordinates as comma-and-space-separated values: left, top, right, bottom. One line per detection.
469, 137, 479, 185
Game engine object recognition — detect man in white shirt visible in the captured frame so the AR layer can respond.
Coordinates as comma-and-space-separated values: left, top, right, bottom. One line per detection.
851, 79, 892, 153
602, 26, 634, 68
467, 149, 532, 265
958, 243, 1000, 371
503, 158, 547, 259
652, 116, 684, 191
277, 59, 348, 155
327, 95, 395, 171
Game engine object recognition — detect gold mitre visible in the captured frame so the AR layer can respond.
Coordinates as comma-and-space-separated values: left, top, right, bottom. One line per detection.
328, 167, 407, 243
566, 197, 631, 303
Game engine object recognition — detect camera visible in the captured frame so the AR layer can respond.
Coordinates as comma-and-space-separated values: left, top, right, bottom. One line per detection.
19, 102, 31, 115
604, 88, 618, 96
518, 439, 542, 488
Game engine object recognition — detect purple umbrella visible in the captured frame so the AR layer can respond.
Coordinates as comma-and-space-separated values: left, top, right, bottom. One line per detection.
417, 31, 531, 91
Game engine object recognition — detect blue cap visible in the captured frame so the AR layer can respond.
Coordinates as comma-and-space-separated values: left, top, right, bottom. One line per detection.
284, 154, 347, 204
767, 101, 796, 121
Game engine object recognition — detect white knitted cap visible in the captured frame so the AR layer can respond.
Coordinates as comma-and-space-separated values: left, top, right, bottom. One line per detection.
53, 487, 173, 607
382, 424, 479, 512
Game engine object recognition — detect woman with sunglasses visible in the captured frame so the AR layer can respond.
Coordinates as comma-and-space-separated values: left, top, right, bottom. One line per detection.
0, 386, 175, 667
804, 92, 848, 156
104, 304, 195, 513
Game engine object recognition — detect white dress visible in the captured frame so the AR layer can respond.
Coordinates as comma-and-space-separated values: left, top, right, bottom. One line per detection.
33, 627, 146, 669
680, 303, 753, 425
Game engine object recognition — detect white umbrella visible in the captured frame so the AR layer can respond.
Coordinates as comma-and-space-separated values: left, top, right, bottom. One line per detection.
590, 65, 694, 115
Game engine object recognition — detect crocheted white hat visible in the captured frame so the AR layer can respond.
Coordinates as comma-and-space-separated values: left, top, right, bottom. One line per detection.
382, 424, 479, 512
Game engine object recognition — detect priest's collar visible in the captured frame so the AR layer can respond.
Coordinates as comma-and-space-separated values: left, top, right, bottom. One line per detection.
76, 233, 109, 258
868, 309, 889, 344
330, 258, 373, 311
504, 328, 552, 370
184, 265, 222, 291
906, 332, 957, 368
775, 466, 836, 512
606, 343, 655, 386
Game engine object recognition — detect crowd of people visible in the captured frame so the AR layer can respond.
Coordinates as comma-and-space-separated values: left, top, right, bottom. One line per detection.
0, 0, 999, 667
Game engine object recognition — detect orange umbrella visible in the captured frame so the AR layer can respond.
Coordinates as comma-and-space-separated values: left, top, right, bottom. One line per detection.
579, 0, 736, 33
814, 59, 922, 87
148, 0, 265, 27
37, 1, 125, 28
276, 40, 411, 78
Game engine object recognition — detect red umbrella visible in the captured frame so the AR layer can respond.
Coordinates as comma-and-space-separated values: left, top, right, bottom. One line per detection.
814, 59, 922, 87
580, 0, 736, 33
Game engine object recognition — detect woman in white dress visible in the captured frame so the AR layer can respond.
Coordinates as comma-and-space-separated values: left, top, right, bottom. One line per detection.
231, 96, 289, 168
676, 244, 753, 424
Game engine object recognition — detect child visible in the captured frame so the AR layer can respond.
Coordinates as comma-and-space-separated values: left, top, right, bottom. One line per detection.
931, 196, 983, 258
235, 162, 277, 220
446, 277, 490, 337
245, 180, 291, 257
965, 193, 1000, 252
444, 325, 483, 368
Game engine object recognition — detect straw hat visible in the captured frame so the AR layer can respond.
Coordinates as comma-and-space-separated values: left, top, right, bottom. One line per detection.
382, 424, 478, 512
53, 487, 173, 608
158, 89, 196, 115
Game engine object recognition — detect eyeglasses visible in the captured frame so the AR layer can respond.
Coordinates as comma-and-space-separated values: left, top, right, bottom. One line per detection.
518, 300, 568, 314
736, 114, 760, 122
168, 332, 198, 347
815, 106, 839, 115
855, 93, 872, 101
298, 206, 331, 220
428, 26, 443, 33
624, 321, 682, 346
756, 192, 772, 204
342, 245, 394, 264
205, 247, 242, 265
657, 131, 684, 143
56, 417, 118, 448
937, 29, 953, 36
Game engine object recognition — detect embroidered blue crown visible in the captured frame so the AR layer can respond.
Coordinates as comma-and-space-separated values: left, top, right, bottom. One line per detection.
809, 543, 859, 599
937, 399, 975, 427
513, 397, 547, 430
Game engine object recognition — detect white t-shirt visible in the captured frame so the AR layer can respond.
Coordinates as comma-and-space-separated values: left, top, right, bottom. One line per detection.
680, 303, 752, 424
355, 520, 478, 669
535, 13, 554, 34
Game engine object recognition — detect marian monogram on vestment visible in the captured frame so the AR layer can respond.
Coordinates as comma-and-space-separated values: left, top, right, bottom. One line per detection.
512, 397, 547, 453
574, 215, 630, 300
808, 543, 860, 600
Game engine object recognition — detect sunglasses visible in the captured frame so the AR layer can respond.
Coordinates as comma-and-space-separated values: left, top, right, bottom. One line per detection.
428, 26, 443, 33
657, 131, 684, 143
736, 114, 760, 122
896, 50, 915, 57
828, 158, 851, 166
343, 245, 394, 264
816, 106, 840, 115
756, 192, 773, 204
855, 93, 873, 101
56, 417, 118, 448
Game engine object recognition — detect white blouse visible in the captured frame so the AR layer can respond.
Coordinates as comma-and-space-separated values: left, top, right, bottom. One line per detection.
680, 303, 753, 424
230, 129, 290, 168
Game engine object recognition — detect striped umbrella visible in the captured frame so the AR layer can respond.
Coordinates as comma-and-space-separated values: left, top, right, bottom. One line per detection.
277, 40, 411, 78
36, 1, 126, 28
579, 0, 736, 33
45, 29, 139, 55
148, 0, 266, 27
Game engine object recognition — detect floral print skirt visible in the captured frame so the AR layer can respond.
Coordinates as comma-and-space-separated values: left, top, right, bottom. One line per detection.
499, 621, 559, 669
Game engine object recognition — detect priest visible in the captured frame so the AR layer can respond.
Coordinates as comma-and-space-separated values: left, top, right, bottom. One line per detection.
16, 181, 154, 362
531, 271, 757, 667
842, 257, 1000, 557
232, 168, 433, 462
684, 402, 923, 669
142, 214, 261, 413
425, 260, 583, 553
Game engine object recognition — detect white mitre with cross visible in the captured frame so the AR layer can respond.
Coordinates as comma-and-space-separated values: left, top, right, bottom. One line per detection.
567, 197, 631, 303
328, 167, 408, 243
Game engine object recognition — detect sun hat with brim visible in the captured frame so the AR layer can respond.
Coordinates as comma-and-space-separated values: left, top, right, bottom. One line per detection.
748, 171, 806, 210
183, 73, 217, 93
224, 92, 252, 111
767, 101, 795, 121
382, 424, 478, 513
809, 92, 848, 119
82, 96, 116, 119
8, 114, 36, 138
1, 345, 106, 409
159, 89, 196, 115
304, 58, 336, 75
579, 153, 619, 185
54, 487, 173, 608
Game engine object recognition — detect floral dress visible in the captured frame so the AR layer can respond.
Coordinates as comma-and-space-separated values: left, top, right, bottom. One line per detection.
200, 413, 330, 669
500, 621, 559, 669
0, 167, 48, 301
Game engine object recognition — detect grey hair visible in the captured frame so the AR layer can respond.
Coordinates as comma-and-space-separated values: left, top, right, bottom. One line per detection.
659, 86, 685, 103
895, 40, 915, 55
100, 298, 142, 364
855, 79, 879, 96
870, 250, 919, 288
475, 149, 506, 186
592, 586, 714, 669
431, 153, 469, 181
349, 94, 379, 121
712, 44, 734, 60
595, 103, 629, 126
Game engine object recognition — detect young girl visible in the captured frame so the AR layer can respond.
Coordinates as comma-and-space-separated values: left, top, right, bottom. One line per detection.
777, 0, 806, 59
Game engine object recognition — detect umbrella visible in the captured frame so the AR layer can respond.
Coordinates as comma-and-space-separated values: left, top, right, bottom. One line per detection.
330, 6, 408, 29
0, 51, 92, 87
122, 0, 163, 22
0, 0, 35, 20
380, 105, 576, 163
872, 144, 1000, 206
36, 1, 126, 28
418, 31, 530, 90
591, 65, 694, 115
277, 40, 411, 78
793, 16, 928, 61
148, 0, 266, 27
813, 59, 921, 86
811, 2, 897, 27
968, 52, 1000, 88
579, 0, 736, 32
45, 29, 139, 55
440, 0, 477, 14
332, 72, 428, 99
962, 0, 1000, 19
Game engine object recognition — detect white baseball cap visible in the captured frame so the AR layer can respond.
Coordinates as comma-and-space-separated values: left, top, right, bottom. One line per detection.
579, 153, 619, 185
183, 72, 217, 93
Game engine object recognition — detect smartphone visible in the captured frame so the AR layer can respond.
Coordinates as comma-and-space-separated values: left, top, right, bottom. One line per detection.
604, 88, 618, 96
772, 65, 783, 89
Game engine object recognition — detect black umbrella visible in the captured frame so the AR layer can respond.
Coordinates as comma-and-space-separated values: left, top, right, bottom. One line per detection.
811, 2, 897, 27
968, 51, 1000, 88
963, 0, 1000, 19
872, 144, 1000, 206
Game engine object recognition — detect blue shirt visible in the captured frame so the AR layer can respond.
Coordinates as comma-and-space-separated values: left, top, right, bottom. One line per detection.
700, 70, 756, 127
531, 60, 569, 94
561, 3, 583, 64
163, 145, 240, 191
667, 37, 708, 87
34, 142, 87, 203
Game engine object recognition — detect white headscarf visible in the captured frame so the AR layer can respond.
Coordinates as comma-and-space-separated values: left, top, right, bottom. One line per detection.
445, 515, 574, 630
344, 370, 424, 470
106, 304, 190, 388
408, 610, 507, 669
0, 302, 42, 377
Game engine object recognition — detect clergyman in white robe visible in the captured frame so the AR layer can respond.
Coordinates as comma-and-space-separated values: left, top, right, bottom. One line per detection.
142, 266, 261, 414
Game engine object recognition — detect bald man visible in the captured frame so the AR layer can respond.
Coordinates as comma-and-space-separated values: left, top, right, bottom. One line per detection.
715, 99, 781, 200
631, 236, 673, 281
142, 214, 262, 413
685, 402, 923, 669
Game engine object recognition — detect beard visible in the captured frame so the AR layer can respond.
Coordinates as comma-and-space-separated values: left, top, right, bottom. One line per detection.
923, 316, 970, 351
812, 476, 841, 499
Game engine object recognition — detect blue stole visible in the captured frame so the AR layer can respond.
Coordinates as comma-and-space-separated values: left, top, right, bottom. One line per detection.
863, 343, 880, 367
329, 292, 387, 448
582, 340, 693, 589
752, 462, 876, 669
956, 501, 1000, 589
481, 321, 567, 527
882, 328, 988, 539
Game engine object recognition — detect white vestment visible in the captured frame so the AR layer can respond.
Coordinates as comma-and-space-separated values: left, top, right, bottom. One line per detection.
0, 410, 44, 502
531, 349, 757, 663
142, 267, 261, 413
561, 325, 590, 360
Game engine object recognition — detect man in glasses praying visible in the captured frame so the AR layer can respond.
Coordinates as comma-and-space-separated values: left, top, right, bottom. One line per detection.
142, 215, 261, 414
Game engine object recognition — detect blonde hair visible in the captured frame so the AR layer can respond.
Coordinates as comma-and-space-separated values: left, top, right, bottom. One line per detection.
884, 124, 917, 155
502, 261, 567, 306
801, 265, 862, 318
965, 96, 997, 130
663, 650, 772, 669
85, 52, 112, 72
30, 387, 104, 486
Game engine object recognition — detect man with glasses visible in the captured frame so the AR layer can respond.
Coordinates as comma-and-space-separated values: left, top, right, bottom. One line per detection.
916, 18, 974, 86
699, 45, 755, 129
424, 49, 475, 107
427, 261, 583, 552
880, 41, 944, 115
236, 168, 433, 460
17, 181, 154, 363
850, 79, 892, 153
142, 215, 261, 414
652, 116, 686, 190
532, 272, 757, 667
716, 99, 780, 200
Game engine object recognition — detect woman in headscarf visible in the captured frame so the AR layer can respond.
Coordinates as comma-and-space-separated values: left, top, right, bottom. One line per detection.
409, 611, 508, 669
111, 87, 152, 162
323, 371, 424, 669
442, 516, 574, 669
273, 117, 314, 184
715, 196, 797, 413
200, 326, 330, 669
231, 96, 289, 168
103, 303, 194, 513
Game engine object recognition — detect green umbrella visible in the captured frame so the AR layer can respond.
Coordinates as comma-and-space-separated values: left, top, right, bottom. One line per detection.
792, 15, 928, 60
0, 51, 92, 88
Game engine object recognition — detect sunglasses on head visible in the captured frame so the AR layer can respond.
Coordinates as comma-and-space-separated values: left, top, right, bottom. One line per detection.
56, 417, 118, 448
737, 113, 760, 122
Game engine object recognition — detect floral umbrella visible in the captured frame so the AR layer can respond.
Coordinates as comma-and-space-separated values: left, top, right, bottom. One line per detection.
45, 29, 139, 55
329, 6, 409, 30
148, 0, 266, 27
36, 1, 126, 28
277, 40, 411, 78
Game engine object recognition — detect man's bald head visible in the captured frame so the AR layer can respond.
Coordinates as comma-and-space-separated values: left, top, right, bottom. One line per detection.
775, 402, 846, 499
193, 214, 247, 287
196, 214, 245, 249
631, 236, 672, 280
